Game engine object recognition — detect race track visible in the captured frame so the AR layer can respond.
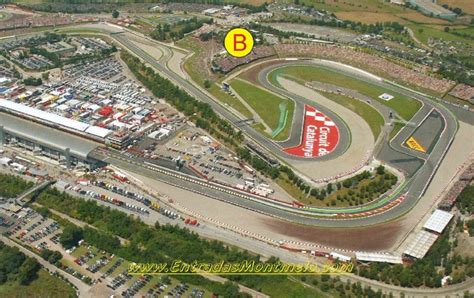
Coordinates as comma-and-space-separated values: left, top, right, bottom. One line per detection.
44, 23, 459, 227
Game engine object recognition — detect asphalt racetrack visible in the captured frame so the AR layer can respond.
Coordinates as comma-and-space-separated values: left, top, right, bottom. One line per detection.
45, 23, 459, 227
110, 29, 458, 226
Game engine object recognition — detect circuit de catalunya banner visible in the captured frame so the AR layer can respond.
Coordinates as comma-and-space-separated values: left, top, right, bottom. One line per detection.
284, 105, 339, 158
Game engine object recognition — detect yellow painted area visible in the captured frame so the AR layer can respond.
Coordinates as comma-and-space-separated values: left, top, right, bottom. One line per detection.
224, 28, 254, 58
406, 136, 426, 153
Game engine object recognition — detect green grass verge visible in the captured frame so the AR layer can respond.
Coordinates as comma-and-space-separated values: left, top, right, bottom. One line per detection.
208, 84, 253, 119
389, 121, 405, 141
231, 79, 294, 140
272, 65, 421, 121
319, 91, 384, 140
175, 37, 209, 87
0, 269, 76, 298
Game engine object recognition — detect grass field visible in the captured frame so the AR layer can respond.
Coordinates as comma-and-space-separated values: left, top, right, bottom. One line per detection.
230, 78, 294, 140
389, 121, 405, 140
335, 11, 404, 24
0, 269, 76, 298
208, 84, 253, 119
271, 65, 421, 121
320, 91, 384, 140
294, 0, 405, 13
439, 0, 474, 15
175, 37, 220, 86
407, 23, 474, 45
397, 11, 451, 24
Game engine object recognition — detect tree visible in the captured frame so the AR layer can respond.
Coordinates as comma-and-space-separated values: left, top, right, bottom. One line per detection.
17, 258, 40, 285
41, 249, 63, 264
112, 10, 119, 18
327, 183, 333, 194
444, 27, 450, 32
162, 276, 171, 284
204, 79, 211, 89
452, 7, 462, 15
220, 281, 241, 297
310, 188, 319, 197
376, 165, 385, 175
23, 77, 42, 86
41, 72, 49, 81
60, 225, 83, 249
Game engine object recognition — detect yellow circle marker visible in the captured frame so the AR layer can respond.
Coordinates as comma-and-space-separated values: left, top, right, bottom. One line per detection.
224, 28, 254, 58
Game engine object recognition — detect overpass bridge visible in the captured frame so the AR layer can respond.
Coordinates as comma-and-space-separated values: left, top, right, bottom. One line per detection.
16, 180, 55, 205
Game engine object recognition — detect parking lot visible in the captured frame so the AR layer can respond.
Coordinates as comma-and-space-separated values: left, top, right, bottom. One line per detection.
141, 126, 287, 199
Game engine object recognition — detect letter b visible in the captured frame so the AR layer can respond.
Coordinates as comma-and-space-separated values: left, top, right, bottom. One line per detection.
234, 34, 247, 51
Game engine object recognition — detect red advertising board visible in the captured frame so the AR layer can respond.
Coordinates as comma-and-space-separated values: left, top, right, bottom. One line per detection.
283, 105, 339, 158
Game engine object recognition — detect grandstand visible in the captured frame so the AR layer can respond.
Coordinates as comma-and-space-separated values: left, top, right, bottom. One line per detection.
438, 162, 474, 210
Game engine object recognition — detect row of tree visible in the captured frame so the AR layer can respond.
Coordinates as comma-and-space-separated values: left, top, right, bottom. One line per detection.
457, 185, 473, 215
35, 188, 349, 297
37, 187, 253, 297
0, 241, 41, 286
0, 173, 34, 198
151, 17, 213, 41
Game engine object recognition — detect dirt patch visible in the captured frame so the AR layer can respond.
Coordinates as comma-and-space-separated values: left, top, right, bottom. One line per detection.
238, 60, 283, 85
454, 232, 474, 258
439, 0, 474, 15
398, 12, 450, 24
261, 217, 404, 251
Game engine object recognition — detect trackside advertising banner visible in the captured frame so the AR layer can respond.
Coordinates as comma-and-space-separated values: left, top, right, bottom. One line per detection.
284, 105, 339, 158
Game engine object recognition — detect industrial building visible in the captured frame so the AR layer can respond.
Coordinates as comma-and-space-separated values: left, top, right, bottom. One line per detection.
408, 0, 457, 19
0, 99, 112, 141
0, 113, 105, 170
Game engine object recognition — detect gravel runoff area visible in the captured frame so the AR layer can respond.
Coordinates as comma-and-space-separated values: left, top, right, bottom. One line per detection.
277, 77, 375, 181
129, 39, 163, 61
131, 170, 403, 251
167, 49, 188, 80
128, 31, 189, 80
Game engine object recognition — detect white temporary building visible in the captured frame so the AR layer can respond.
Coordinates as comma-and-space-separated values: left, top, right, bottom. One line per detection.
423, 209, 453, 233
404, 230, 439, 259
0, 100, 111, 139
330, 252, 352, 262
355, 252, 403, 264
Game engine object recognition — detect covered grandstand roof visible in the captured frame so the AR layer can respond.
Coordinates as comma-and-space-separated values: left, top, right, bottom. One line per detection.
85, 126, 111, 138
0, 113, 98, 160
423, 209, 453, 234
355, 252, 403, 264
0, 100, 111, 139
404, 230, 439, 259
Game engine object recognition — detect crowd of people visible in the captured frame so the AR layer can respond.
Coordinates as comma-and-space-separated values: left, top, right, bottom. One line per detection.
438, 162, 474, 210
448, 84, 474, 103
274, 43, 456, 94
0, 13, 95, 30
212, 45, 276, 73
